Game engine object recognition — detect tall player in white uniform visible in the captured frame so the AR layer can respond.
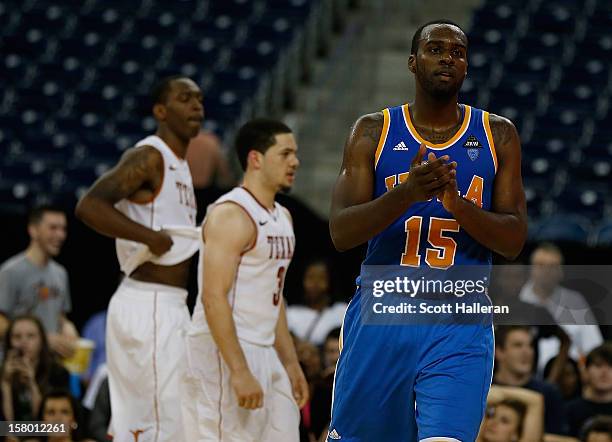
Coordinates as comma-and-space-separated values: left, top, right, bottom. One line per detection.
183, 119, 309, 441
76, 76, 202, 442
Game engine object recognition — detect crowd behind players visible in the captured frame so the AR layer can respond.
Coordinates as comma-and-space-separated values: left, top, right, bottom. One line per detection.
0, 201, 611, 442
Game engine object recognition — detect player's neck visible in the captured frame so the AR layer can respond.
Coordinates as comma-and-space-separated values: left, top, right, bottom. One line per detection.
494, 367, 531, 386
411, 89, 461, 128
25, 243, 49, 267
156, 128, 189, 159
242, 177, 276, 210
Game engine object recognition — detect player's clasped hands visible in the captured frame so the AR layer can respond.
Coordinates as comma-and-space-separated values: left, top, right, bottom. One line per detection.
147, 229, 174, 256
231, 368, 264, 409
404, 143, 457, 202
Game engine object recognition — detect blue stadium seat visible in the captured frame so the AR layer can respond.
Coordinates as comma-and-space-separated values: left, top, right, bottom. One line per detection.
556, 188, 606, 219
535, 214, 590, 243
75, 12, 126, 37
0, 54, 30, 87
567, 158, 611, 191
594, 221, 612, 246
131, 15, 181, 40
530, 5, 576, 34
56, 35, 108, 62
34, 61, 87, 89
470, 3, 518, 36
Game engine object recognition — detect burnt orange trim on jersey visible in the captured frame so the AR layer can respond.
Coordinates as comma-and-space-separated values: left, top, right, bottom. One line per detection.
402, 104, 471, 150
374, 108, 391, 170
483, 111, 498, 173
202, 201, 258, 254
152, 291, 160, 442
240, 185, 275, 213
128, 147, 165, 205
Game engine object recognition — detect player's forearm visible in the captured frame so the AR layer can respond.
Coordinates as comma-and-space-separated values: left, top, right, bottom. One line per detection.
330, 186, 417, 251
274, 302, 300, 368
204, 293, 250, 374
75, 195, 156, 245
451, 198, 527, 260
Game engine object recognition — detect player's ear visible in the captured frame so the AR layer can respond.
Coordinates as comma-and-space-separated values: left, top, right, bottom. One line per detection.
247, 149, 262, 170
408, 54, 416, 73
153, 103, 166, 121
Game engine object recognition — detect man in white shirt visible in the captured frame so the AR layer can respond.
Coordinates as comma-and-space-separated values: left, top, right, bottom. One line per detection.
287, 259, 347, 346
519, 242, 603, 371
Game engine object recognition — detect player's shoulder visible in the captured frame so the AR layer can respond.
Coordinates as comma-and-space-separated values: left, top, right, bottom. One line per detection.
343, 111, 386, 161
485, 112, 520, 151
487, 112, 517, 131
119, 144, 164, 168
352, 111, 385, 140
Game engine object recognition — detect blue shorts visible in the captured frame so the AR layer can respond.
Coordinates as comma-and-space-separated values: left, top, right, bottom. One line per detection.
328, 288, 494, 442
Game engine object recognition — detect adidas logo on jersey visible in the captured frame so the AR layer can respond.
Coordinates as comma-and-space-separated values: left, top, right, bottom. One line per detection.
328, 429, 342, 439
393, 141, 409, 150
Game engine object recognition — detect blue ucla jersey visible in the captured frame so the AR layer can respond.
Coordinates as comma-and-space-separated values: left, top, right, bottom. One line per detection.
328, 104, 497, 442
364, 103, 497, 269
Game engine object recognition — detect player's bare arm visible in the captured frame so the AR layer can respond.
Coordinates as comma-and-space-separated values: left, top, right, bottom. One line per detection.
75, 146, 172, 255
202, 202, 264, 410
440, 115, 527, 259
274, 300, 309, 408
330, 112, 456, 251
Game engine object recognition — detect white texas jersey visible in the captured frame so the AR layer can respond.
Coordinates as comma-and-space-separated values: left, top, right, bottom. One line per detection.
192, 187, 295, 346
115, 135, 198, 271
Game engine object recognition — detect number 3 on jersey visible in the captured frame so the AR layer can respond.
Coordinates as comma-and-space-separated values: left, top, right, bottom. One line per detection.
401, 217, 460, 269
273, 266, 286, 305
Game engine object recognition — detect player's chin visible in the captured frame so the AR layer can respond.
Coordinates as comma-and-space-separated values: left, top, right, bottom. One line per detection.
279, 184, 293, 194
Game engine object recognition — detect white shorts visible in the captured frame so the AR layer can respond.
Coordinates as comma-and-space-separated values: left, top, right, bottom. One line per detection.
182, 332, 300, 442
106, 278, 190, 442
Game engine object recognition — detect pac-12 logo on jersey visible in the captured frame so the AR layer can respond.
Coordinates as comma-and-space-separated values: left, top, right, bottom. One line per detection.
463, 134, 483, 161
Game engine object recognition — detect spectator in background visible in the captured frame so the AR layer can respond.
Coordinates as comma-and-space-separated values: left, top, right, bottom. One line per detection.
80, 310, 106, 383
0, 311, 9, 361
519, 243, 603, 372
477, 384, 545, 442
36, 389, 95, 442
0, 315, 69, 421
544, 355, 583, 401
86, 377, 110, 442
0, 205, 78, 359
287, 260, 347, 346
580, 416, 612, 442
309, 328, 341, 442
494, 325, 567, 435
567, 343, 612, 436
186, 130, 236, 219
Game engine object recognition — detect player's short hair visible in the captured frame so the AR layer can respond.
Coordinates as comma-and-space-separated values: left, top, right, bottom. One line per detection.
580, 415, 612, 441
150, 75, 188, 105
235, 118, 292, 170
28, 204, 65, 226
494, 325, 532, 349
585, 343, 612, 367
411, 19, 467, 55
531, 242, 564, 263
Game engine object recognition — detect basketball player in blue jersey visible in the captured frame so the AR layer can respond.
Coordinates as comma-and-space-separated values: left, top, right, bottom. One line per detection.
327, 20, 527, 442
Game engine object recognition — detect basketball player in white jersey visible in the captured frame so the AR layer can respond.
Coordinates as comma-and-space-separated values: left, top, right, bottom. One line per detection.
183, 119, 309, 441
75, 75, 202, 442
